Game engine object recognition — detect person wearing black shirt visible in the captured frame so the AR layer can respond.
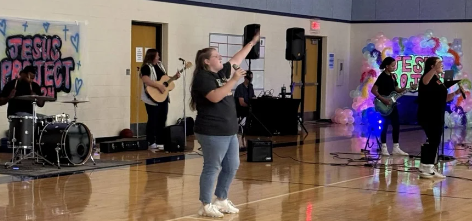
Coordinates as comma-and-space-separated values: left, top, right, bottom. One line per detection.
140, 49, 180, 150
190, 32, 259, 218
417, 57, 463, 179
371, 57, 409, 156
0, 66, 44, 117
234, 71, 255, 118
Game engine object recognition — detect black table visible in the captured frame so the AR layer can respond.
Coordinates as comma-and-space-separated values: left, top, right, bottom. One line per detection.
245, 98, 300, 136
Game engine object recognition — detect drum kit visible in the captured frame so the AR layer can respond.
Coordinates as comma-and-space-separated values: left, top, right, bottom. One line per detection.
6, 95, 95, 169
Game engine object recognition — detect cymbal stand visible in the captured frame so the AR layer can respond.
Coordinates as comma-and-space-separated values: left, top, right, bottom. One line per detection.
72, 96, 78, 122
6, 99, 55, 168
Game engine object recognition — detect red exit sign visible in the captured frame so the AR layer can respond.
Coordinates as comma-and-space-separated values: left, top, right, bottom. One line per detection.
310, 20, 320, 32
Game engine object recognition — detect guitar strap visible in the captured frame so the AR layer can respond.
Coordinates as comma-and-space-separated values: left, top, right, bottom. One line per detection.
141, 63, 159, 103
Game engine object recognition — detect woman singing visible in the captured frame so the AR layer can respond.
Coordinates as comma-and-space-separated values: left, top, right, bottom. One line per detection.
417, 57, 463, 179
190, 33, 260, 217
371, 57, 409, 156
140, 49, 180, 150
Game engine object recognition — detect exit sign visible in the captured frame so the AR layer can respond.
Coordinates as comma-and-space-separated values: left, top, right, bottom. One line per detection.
310, 19, 320, 33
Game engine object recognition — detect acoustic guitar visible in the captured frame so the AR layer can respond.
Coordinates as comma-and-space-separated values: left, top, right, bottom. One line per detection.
145, 61, 193, 103
374, 84, 418, 116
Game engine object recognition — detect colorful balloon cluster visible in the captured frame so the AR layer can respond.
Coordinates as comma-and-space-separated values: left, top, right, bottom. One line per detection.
333, 30, 468, 128
332, 108, 355, 124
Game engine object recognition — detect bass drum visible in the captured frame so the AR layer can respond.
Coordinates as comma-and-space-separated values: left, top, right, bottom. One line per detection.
39, 122, 93, 165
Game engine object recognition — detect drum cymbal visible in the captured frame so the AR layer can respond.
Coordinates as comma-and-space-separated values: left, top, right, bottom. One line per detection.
15, 95, 56, 102
62, 100, 89, 104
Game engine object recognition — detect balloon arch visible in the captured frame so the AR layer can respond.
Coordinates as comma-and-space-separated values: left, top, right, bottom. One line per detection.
333, 30, 470, 128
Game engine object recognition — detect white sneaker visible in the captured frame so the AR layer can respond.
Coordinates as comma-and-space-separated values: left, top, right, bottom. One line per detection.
392, 144, 409, 156
380, 144, 390, 156
198, 203, 224, 218
419, 164, 446, 179
148, 143, 157, 150
156, 145, 164, 151
213, 199, 239, 214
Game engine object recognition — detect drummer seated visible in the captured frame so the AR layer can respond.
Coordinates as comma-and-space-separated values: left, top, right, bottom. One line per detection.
0, 66, 45, 117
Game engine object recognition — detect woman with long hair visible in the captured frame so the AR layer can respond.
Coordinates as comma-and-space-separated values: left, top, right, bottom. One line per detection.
371, 57, 409, 156
417, 57, 463, 179
140, 49, 180, 150
190, 33, 260, 217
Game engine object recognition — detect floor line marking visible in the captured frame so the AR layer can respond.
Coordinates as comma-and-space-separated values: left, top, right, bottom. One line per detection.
165, 173, 378, 221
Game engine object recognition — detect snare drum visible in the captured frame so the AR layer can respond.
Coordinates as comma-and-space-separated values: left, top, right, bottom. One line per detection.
39, 122, 93, 165
8, 116, 36, 148
42, 113, 70, 124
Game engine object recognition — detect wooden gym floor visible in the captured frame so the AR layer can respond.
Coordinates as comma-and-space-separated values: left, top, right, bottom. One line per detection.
1, 124, 472, 220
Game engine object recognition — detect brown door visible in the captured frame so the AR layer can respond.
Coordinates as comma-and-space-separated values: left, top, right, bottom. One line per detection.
130, 24, 156, 134
292, 38, 321, 120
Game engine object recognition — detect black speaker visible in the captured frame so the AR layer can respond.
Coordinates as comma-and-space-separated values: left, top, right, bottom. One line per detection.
285, 28, 305, 61
243, 24, 261, 60
163, 125, 185, 152
247, 140, 273, 162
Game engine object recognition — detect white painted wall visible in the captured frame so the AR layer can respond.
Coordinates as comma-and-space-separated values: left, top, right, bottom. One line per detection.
0, 0, 352, 137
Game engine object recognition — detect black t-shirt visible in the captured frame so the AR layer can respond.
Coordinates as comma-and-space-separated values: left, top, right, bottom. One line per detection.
141, 64, 169, 103
0, 79, 42, 116
374, 72, 398, 96
234, 83, 255, 106
191, 62, 238, 136
417, 74, 447, 126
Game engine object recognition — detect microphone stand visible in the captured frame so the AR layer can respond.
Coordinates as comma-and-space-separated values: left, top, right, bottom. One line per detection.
180, 58, 187, 148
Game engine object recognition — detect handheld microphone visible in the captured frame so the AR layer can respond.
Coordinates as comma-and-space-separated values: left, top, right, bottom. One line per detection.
232, 64, 240, 70
179, 58, 185, 62
457, 81, 467, 99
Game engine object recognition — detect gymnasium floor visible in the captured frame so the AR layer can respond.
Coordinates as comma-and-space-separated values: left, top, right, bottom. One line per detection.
1, 124, 472, 221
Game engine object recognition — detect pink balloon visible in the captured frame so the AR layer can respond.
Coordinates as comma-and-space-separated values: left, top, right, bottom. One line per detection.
335, 108, 343, 115
340, 118, 348, 124
348, 117, 355, 124
345, 109, 354, 116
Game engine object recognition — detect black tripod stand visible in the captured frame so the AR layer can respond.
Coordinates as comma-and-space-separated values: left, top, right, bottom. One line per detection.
438, 126, 455, 161
362, 125, 381, 154
239, 105, 272, 149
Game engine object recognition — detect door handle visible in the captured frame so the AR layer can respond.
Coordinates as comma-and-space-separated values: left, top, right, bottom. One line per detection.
304, 82, 319, 86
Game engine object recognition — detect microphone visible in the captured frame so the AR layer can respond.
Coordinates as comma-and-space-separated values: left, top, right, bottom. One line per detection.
460, 86, 466, 99
232, 64, 240, 70
179, 58, 185, 62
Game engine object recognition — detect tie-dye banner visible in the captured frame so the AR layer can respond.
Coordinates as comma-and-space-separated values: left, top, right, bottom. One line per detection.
0, 17, 85, 98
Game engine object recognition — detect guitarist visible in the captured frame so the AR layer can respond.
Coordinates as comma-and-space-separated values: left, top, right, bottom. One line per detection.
140, 49, 180, 150
371, 57, 409, 156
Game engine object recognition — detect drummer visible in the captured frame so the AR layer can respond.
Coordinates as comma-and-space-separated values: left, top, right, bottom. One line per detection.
0, 66, 45, 117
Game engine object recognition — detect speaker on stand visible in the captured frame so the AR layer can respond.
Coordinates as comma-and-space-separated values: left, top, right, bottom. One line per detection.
243, 24, 261, 70
285, 28, 308, 133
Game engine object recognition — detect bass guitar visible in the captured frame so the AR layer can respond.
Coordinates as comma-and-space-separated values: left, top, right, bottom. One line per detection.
374, 84, 418, 116
145, 61, 193, 103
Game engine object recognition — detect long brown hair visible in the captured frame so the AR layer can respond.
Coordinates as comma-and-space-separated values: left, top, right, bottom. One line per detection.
423, 57, 440, 75
189, 48, 215, 111
142, 49, 158, 69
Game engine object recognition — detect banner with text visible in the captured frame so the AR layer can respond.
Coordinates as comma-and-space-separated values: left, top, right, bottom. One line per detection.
0, 17, 84, 98
393, 55, 439, 88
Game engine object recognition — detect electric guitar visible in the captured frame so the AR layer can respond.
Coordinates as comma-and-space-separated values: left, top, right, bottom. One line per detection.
145, 61, 193, 103
374, 84, 418, 116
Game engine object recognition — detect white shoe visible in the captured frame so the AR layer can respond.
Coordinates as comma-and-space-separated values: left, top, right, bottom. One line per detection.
156, 145, 164, 151
148, 143, 157, 150
419, 164, 446, 179
392, 144, 409, 156
213, 199, 239, 214
198, 203, 224, 218
380, 144, 390, 156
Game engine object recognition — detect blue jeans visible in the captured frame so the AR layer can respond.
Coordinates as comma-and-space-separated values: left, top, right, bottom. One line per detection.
196, 133, 240, 204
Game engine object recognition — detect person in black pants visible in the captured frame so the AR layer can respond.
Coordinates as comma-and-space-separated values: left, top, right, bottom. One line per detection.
371, 57, 409, 156
140, 49, 180, 150
417, 57, 463, 179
